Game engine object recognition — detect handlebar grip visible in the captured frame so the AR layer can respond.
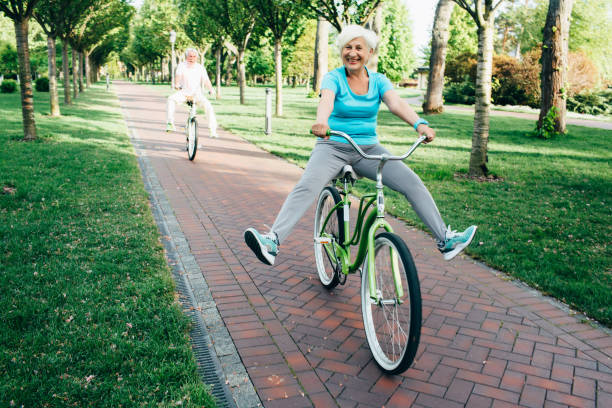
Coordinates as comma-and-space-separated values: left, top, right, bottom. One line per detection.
309, 129, 331, 137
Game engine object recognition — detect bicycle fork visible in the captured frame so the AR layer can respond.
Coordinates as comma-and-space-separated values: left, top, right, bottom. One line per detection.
367, 158, 405, 303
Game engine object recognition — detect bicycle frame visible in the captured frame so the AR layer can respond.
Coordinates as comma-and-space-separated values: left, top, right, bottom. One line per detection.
186, 99, 197, 121
317, 131, 426, 301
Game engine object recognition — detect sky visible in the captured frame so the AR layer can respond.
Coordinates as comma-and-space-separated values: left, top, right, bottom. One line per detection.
402, 0, 437, 61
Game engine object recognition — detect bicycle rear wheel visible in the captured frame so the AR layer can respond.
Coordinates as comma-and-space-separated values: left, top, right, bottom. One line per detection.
187, 118, 198, 161
314, 186, 344, 289
361, 232, 421, 374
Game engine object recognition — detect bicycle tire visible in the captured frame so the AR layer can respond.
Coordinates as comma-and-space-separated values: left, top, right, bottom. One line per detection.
361, 232, 421, 374
314, 186, 344, 289
187, 118, 198, 161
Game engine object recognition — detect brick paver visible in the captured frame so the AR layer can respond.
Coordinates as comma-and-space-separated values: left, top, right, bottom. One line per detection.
117, 81, 612, 407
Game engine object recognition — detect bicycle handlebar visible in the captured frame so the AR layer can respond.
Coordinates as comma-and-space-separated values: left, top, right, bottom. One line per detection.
314, 130, 427, 161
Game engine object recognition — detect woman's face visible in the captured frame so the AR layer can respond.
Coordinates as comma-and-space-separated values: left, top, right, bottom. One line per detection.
341, 37, 372, 72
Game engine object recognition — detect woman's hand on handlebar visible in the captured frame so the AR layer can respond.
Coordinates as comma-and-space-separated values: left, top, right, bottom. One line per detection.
311, 123, 330, 139
417, 124, 435, 144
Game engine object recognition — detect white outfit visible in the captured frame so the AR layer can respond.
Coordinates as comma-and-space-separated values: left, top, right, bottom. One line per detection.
167, 62, 218, 137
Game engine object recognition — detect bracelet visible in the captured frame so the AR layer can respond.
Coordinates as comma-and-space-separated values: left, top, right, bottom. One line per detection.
413, 118, 429, 131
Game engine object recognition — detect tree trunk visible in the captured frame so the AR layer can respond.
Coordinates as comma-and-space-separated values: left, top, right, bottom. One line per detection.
85, 51, 91, 88
72, 49, 78, 99
538, 0, 573, 134
78, 52, 84, 92
215, 46, 221, 99
47, 35, 60, 117
238, 49, 246, 104
62, 40, 71, 104
423, 0, 454, 114
468, 19, 495, 178
14, 18, 37, 140
274, 38, 283, 116
313, 16, 328, 94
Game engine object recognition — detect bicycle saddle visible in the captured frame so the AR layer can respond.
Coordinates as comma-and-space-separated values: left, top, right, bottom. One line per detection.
334, 165, 361, 182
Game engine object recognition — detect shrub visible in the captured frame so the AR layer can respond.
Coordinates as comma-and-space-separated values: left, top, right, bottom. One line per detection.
443, 76, 475, 104
566, 89, 612, 115
567, 51, 599, 96
445, 51, 477, 84
529, 106, 561, 139
35, 77, 49, 92
0, 79, 17, 93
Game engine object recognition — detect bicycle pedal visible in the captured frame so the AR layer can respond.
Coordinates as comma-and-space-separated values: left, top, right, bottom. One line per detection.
314, 237, 332, 244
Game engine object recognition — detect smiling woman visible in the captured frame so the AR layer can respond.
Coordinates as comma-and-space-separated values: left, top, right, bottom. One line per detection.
244, 24, 477, 267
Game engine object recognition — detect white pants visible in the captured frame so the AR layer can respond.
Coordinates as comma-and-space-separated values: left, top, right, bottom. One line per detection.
167, 90, 217, 136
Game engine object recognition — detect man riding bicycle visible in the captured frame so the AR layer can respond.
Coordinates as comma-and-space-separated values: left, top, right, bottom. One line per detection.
166, 48, 218, 138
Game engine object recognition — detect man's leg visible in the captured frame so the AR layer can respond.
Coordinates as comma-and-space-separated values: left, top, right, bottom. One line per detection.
195, 93, 218, 138
166, 91, 185, 131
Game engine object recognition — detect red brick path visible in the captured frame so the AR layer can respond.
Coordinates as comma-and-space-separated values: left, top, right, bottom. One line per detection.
117, 82, 611, 408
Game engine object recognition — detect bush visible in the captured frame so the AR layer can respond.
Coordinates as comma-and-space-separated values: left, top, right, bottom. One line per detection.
0, 79, 17, 93
445, 51, 477, 84
35, 77, 49, 92
529, 106, 561, 139
443, 76, 475, 104
566, 90, 612, 115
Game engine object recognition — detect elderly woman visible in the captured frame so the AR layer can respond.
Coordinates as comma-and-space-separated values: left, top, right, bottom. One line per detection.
245, 25, 476, 266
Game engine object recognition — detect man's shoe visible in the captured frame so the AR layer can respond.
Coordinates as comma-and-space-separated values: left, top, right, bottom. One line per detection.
166, 123, 176, 132
244, 228, 279, 266
438, 225, 477, 261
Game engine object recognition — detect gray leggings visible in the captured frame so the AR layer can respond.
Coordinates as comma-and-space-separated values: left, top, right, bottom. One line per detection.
271, 140, 447, 244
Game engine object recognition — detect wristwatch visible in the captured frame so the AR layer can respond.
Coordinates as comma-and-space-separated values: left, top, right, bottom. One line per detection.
413, 118, 429, 131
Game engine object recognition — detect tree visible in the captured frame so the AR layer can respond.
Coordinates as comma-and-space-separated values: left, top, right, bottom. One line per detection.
34, 0, 96, 115
129, 0, 178, 83
286, 19, 316, 82
308, 0, 383, 32
423, 0, 454, 114
248, 0, 309, 116
453, 0, 506, 178
308, 1, 383, 95
208, 0, 255, 104
179, 0, 225, 97
0, 40, 18, 75
537, 0, 573, 134
446, 5, 478, 60
0, 0, 40, 140
69, 0, 133, 89
377, 0, 415, 82
312, 16, 328, 93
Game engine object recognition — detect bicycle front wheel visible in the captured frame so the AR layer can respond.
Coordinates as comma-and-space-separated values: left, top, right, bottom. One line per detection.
187, 118, 198, 161
361, 232, 421, 374
314, 186, 344, 289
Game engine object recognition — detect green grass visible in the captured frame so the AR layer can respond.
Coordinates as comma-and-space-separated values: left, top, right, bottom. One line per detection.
0, 85, 217, 407
154, 83, 611, 326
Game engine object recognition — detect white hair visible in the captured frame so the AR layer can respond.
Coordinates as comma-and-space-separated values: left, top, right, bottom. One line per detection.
184, 48, 199, 58
336, 24, 378, 54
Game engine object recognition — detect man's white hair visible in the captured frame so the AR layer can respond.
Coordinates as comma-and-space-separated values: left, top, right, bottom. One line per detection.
184, 48, 199, 58
336, 24, 378, 54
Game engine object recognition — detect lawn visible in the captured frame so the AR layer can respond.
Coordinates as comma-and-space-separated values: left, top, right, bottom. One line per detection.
0, 85, 217, 407
154, 83, 611, 327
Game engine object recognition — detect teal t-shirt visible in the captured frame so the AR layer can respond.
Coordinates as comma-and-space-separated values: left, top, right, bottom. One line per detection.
321, 66, 394, 145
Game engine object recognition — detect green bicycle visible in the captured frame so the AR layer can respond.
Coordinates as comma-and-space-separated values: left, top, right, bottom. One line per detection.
313, 130, 425, 374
